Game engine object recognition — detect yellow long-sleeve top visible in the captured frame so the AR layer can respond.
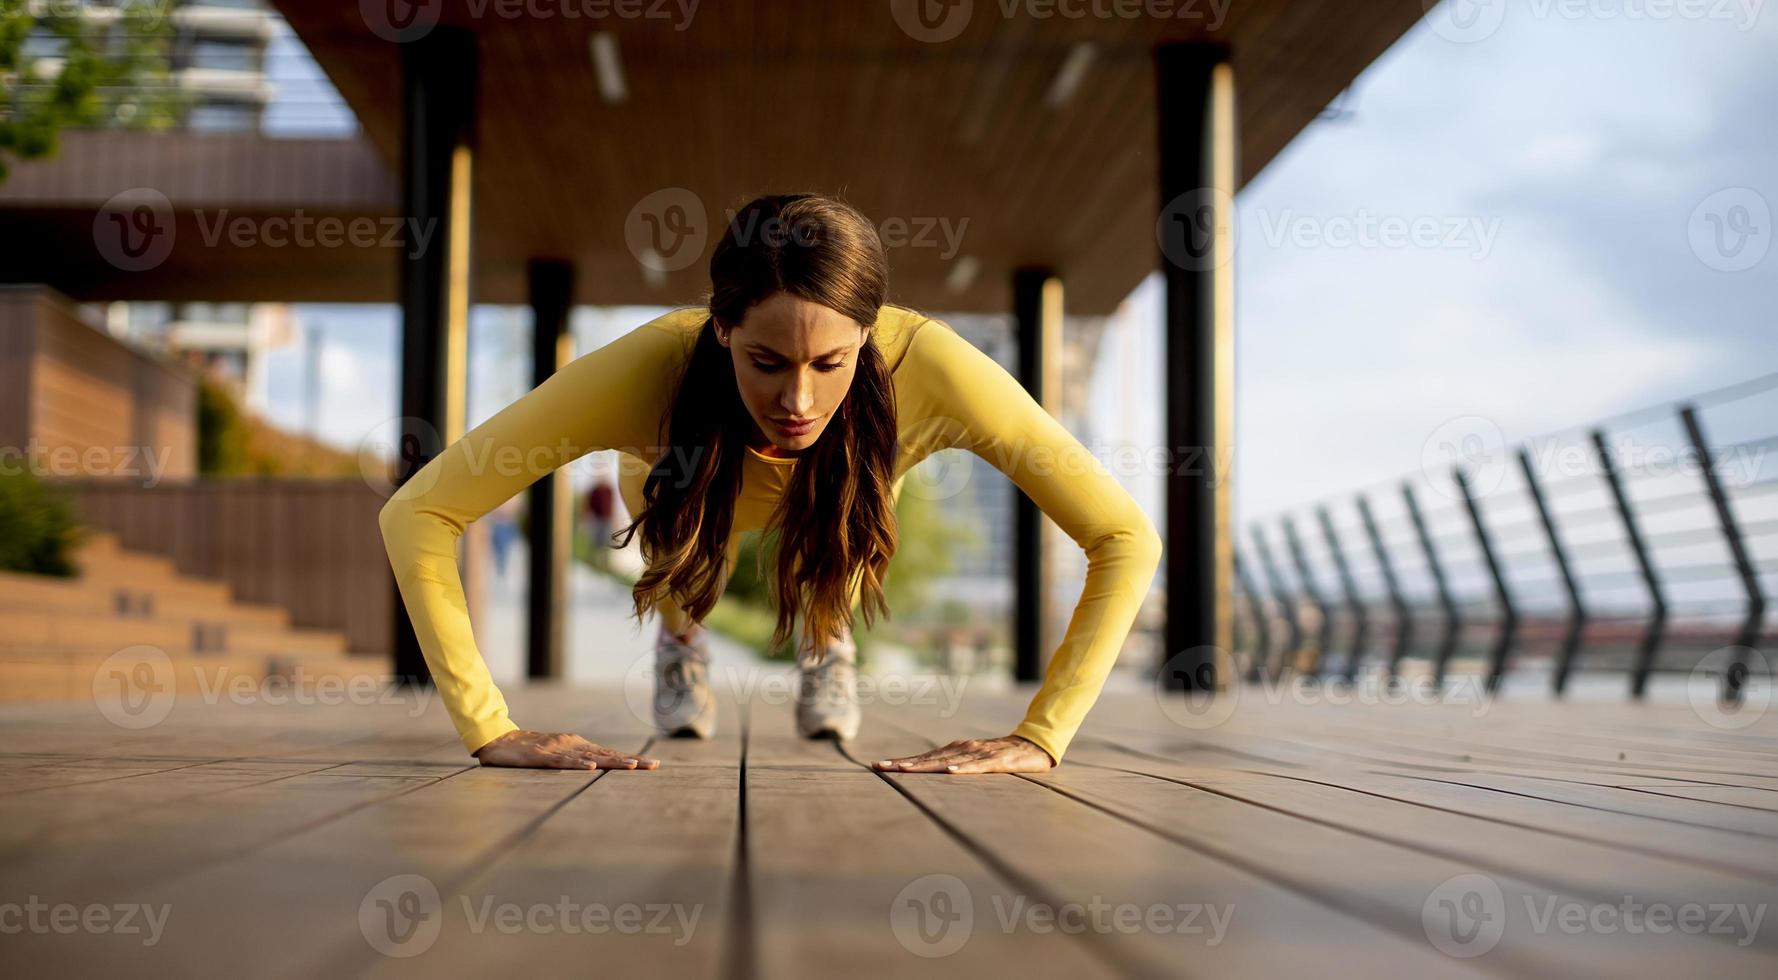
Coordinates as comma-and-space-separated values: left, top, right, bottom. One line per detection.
378, 304, 1163, 765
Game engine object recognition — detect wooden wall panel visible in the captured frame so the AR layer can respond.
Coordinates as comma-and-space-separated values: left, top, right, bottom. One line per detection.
0, 289, 37, 451
2, 287, 196, 482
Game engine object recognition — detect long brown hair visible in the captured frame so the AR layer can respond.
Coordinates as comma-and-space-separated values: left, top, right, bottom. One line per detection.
614, 193, 900, 660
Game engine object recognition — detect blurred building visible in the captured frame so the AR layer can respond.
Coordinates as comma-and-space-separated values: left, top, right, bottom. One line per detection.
29, 1, 293, 411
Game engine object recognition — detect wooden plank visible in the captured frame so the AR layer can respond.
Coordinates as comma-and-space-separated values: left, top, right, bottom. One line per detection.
857, 702, 1495, 978
1033, 758, 1772, 975
0, 692, 654, 976
1034, 747, 1778, 955
743, 695, 1115, 978
1393, 770, 1778, 838
1248, 723, 1778, 792
1620, 784, 1778, 809
6, 678, 1773, 976
887, 693, 1778, 867
1293, 717, 1778, 782
362, 693, 745, 979
1156, 757, 1778, 883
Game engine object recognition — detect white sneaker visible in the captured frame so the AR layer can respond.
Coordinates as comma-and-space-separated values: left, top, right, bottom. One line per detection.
796, 624, 861, 740
654, 623, 716, 737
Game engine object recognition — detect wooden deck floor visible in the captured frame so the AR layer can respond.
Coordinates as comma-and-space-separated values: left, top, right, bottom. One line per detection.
1, 676, 1775, 978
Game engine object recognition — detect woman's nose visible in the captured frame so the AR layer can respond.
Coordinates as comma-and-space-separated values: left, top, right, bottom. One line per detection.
780, 373, 816, 416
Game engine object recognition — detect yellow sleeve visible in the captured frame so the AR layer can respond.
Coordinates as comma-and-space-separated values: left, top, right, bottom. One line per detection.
899, 320, 1163, 765
378, 314, 696, 755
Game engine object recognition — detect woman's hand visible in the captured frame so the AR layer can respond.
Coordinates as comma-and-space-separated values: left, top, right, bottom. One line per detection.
871, 734, 1056, 774
473, 730, 660, 770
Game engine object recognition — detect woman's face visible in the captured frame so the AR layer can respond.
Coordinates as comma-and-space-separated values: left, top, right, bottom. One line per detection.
716, 292, 866, 457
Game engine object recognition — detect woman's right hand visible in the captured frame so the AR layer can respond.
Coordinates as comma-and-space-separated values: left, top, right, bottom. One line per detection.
472, 730, 661, 770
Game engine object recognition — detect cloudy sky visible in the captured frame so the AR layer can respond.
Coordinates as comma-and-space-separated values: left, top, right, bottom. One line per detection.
1216, 2, 1777, 523
261, 2, 1777, 538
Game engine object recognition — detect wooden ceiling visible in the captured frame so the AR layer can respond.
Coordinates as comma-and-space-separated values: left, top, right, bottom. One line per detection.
273, 0, 1427, 314
0, 131, 400, 302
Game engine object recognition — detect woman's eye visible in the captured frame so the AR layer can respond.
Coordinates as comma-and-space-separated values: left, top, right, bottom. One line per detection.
751, 361, 844, 373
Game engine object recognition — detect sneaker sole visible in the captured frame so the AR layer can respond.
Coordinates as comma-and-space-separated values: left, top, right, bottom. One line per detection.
797, 718, 860, 741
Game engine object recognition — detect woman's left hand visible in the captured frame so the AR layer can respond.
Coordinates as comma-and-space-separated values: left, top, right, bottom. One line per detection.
871, 735, 1056, 774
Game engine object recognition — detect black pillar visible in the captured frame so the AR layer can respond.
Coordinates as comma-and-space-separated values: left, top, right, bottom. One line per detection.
527, 260, 574, 679
1156, 42, 1237, 692
392, 27, 477, 683
1012, 267, 1062, 683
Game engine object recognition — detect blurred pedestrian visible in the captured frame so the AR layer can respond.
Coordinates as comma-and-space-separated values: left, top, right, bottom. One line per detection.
586, 477, 615, 571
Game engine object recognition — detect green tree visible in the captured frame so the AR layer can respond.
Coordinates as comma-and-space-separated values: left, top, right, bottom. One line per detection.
0, 1, 182, 182
195, 375, 249, 475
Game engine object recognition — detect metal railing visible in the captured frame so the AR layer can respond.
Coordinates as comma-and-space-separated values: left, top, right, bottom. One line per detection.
1234, 370, 1778, 704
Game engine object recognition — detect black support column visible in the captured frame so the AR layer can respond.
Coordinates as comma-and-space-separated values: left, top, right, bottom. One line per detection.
391, 27, 478, 683
527, 260, 574, 679
1012, 267, 1063, 684
1156, 42, 1237, 692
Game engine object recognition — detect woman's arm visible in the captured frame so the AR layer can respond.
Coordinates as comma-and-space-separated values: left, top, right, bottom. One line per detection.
378, 312, 697, 762
873, 319, 1164, 773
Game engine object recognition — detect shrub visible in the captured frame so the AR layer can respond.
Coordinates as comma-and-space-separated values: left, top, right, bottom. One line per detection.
0, 469, 82, 577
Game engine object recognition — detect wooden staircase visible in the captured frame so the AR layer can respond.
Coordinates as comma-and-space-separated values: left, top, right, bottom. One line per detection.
0, 532, 385, 702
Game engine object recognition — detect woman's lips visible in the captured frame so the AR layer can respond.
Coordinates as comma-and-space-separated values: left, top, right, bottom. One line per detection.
772, 416, 816, 435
